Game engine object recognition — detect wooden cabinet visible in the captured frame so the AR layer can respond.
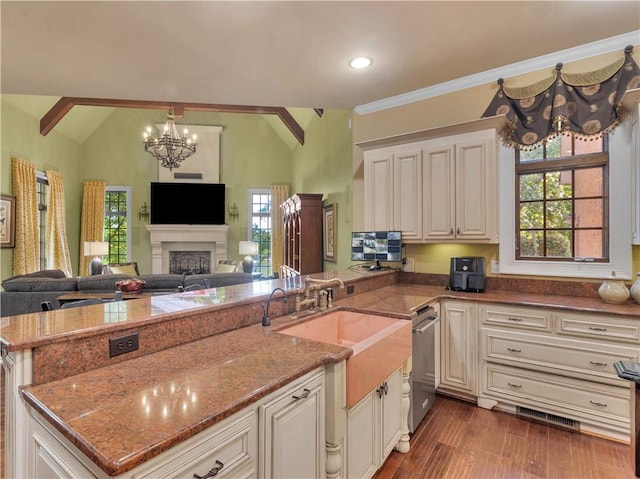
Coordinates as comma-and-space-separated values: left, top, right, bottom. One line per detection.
259, 368, 325, 479
423, 131, 498, 242
347, 366, 404, 479
439, 300, 477, 398
478, 303, 639, 442
280, 193, 324, 277
361, 120, 500, 244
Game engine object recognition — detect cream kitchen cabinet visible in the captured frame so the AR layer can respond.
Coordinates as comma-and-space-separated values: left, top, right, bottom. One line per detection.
363, 144, 422, 240
346, 366, 404, 479
422, 129, 498, 242
259, 367, 325, 479
26, 367, 326, 479
361, 120, 500, 244
478, 303, 639, 442
438, 300, 478, 398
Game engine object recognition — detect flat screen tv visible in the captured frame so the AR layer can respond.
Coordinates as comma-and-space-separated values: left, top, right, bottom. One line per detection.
150, 182, 225, 225
351, 231, 402, 269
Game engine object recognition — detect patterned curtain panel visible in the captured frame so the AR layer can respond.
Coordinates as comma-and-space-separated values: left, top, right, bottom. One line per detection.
11, 158, 39, 275
482, 46, 640, 149
45, 170, 73, 277
270, 184, 290, 278
80, 181, 106, 276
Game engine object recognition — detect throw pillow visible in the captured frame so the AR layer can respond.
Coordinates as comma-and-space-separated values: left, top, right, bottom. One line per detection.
106, 264, 138, 276
214, 263, 237, 273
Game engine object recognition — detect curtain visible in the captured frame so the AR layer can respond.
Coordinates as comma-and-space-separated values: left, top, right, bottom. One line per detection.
270, 184, 290, 278
11, 158, 39, 275
482, 46, 640, 149
80, 181, 106, 276
45, 170, 73, 277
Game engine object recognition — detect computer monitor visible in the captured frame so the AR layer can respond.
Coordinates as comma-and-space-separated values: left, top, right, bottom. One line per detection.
351, 231, 402, 269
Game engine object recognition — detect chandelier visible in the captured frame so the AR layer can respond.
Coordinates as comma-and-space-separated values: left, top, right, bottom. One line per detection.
143, 108, 198, 170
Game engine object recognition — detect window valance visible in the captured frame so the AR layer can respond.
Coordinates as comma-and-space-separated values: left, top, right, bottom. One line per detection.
481, 46, 640, 149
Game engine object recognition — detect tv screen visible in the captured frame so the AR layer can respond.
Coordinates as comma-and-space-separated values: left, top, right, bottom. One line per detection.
150, 182, 225, 225
351, 231, 402, 266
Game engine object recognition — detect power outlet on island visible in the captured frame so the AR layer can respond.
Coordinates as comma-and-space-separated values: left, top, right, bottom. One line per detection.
109, 332, 140, 358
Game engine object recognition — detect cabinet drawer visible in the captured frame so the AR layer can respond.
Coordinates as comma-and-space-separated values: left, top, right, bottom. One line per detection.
556, 311, 640, 343
480, 328, 638, 385
135, 410, 257, 479
482, 363, 630, 423
479, 304, 552, 332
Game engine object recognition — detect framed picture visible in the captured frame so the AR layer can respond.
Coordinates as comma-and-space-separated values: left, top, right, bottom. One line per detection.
0, 195, 16, 248
323, 203, 336, 262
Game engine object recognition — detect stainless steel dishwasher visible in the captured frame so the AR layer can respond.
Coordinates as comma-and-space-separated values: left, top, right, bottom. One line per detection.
409, 304, 440, 433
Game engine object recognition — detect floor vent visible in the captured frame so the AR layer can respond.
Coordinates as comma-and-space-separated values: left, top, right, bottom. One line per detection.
516, 406, 580, 432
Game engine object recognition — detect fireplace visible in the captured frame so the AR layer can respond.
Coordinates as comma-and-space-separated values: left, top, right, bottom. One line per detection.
169, 251, 211, 274
146, 225, 229, 274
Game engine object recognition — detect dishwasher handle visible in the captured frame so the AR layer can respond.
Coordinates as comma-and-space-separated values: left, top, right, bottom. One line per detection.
413, 316, 439, 334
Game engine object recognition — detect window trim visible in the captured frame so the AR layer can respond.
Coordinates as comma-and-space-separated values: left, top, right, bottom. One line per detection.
498, 122, 632, 279
105, 186, 132, 263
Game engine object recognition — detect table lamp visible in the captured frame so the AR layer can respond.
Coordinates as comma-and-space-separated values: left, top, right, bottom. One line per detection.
239, 241, 259, 274
84, 241, 109, 275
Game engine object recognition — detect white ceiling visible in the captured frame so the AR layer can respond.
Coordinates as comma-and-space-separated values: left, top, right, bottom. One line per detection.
1, 1, 639, 142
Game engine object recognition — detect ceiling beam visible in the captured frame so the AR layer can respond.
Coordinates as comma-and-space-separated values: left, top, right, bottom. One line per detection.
40, 97, 305, 145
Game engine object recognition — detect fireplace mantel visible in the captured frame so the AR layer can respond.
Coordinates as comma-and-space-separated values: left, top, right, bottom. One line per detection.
145, 224, 229, 274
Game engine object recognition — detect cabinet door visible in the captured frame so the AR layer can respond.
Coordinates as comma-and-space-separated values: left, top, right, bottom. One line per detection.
380, 367, 403, 460
364, 154, 393, 231
440, 300, 477, 395
261, 374, 325, 479
455, 138, 497, 241
347, 392, 378, 479
393, 150, 422, 240
422, 144, 455, 240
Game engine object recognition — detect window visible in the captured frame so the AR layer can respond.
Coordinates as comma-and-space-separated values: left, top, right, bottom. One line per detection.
499, 123, 633, 279
516, 135, 608, 261
36, 171, 48, 270
104, 187, 131, 265
247, 189, 272, 276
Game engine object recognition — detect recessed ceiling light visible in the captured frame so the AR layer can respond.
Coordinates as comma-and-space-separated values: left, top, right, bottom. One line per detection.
349, 57, 373, 69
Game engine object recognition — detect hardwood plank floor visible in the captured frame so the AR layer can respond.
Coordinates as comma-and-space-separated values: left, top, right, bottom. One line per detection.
375, 395, 637, 479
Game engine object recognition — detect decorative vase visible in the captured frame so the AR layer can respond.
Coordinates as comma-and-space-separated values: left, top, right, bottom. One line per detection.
598, 271, 630, 304
630, 272, 640, 305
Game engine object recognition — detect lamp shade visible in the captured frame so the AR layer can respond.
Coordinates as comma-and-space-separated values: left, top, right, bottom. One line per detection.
239, 241, 259, 255
84, 241, 109, 256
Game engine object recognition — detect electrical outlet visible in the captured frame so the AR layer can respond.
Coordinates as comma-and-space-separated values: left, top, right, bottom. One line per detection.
109, 332, 139, 358
404, 258, 415, 272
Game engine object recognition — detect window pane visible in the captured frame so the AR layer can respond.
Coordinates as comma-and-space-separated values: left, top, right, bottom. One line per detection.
575, 229, 604, 258
519, 173, 543, 201
575, 198, 603, 228
574, 168, 603, 197
520, 202, 544, 228
545, 172, 572, 199
574, 136, 602, 155
519, 231, 543, 256
519, 145, 544, 162
546, 199, 572, 228
545, 136, 562, 159
546, 230, 572, 257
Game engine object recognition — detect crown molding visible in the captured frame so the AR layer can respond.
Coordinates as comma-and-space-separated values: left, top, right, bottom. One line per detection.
354, 30, 640, 116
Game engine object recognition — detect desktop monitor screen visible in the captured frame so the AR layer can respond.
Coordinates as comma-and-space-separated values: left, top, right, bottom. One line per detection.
351, 231, 402, 266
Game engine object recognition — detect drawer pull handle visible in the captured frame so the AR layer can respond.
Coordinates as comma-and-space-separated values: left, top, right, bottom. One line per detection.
194, 460, 224, 479
589, 326, 608, 332
589, 400, 608, 408
292, 388, 311, 401
589, 361, 608, 367
507, 317, 523, 322
507, 382, 522, 388
507, 347, 522, 353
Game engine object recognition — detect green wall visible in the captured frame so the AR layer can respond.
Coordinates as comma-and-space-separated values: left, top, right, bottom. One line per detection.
291, 109, 353, 272
0, 99, 85, 280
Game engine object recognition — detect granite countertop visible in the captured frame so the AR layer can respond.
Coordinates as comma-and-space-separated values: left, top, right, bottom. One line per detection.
21, 324, 351, 476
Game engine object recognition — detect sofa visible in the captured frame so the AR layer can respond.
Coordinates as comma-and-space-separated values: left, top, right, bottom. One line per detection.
0, 269, 254, 317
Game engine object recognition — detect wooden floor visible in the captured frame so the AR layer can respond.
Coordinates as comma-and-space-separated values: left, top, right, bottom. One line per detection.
375, 395, 637, 479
